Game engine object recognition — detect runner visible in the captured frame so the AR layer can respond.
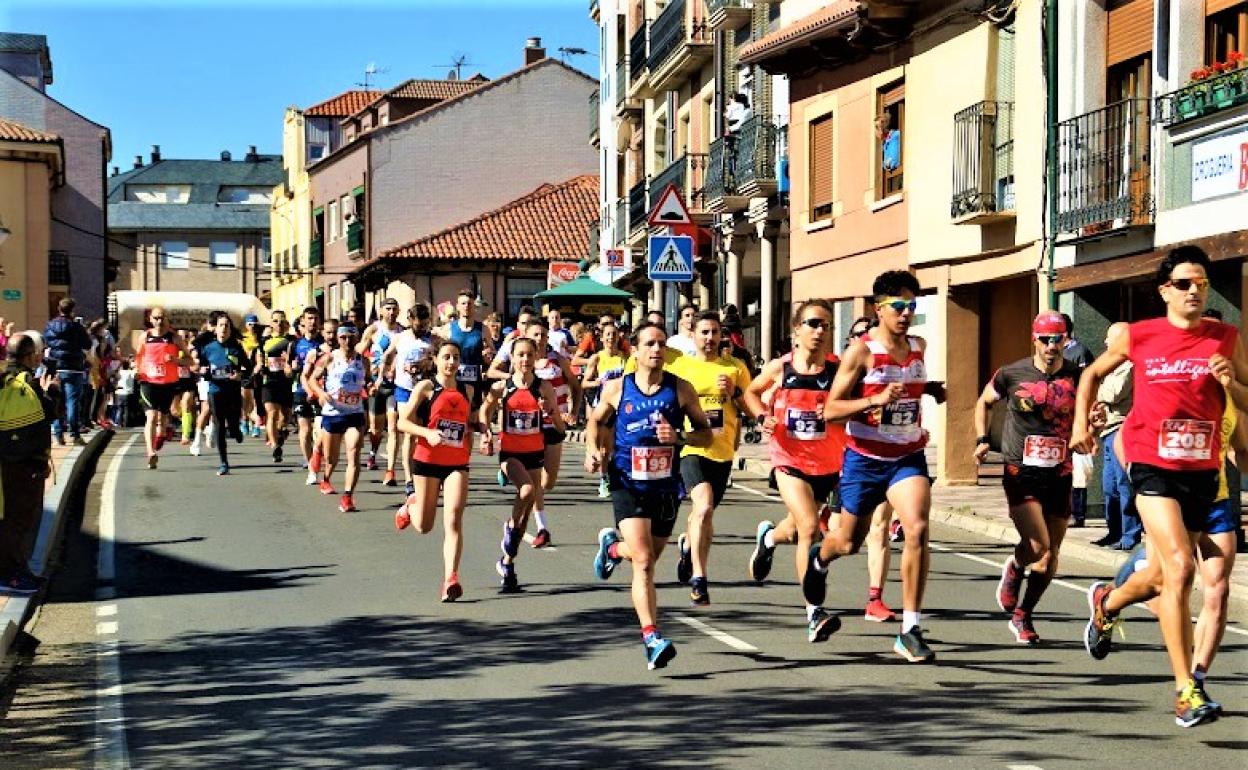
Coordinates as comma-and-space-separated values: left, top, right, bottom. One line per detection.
742, 299, 846, 641
239, 313, 263, 437
581, 319, 630, 499
528, 318, 581, 548
485, 306, 539, 381
666, 304, 699, 356
189, 312, 225, 457
358, 298, 403, 479
290, 307, 324, 471
302, 317, 340, 485
669, 310, 751, 605
135, 307, 191, 469
174, 329, 198, 446
197, 313, 247, 475
972, 310, 1082, 645
394, 340, 478, 601
441, 289, 494, 407
546, 308, 575, 359
1072, 246, 1247, 727
804, 270, 938, 663
259, 310, 295, 463
587, 322, 712, 670
306, 324, 372, 513
479, 337, 564, 593
386, 302, 439, 496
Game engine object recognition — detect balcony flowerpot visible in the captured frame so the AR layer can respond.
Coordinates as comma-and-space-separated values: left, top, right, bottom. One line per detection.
1210, 79, 1241, 109
1175, 91, 1203, 121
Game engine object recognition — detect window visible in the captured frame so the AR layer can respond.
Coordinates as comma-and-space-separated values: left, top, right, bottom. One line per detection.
328, 200, 339, 241
210, 241, 237, 270
1206, 3, 1248, 64
217, 186, 273, 204
506, 277, 546, 322
260, 236, 272, 268
127, 184, 190, 203
341, 195, 351, 234
161, 241, 189, 270
808, 113, 834, 221
876, 81, 905, 198
308, 143, 327, 162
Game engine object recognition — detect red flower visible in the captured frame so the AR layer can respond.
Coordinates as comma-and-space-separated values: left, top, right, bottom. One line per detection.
1228, 51, 1245, 66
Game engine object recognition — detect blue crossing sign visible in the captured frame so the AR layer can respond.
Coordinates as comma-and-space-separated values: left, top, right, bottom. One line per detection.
646, 234, 694, 282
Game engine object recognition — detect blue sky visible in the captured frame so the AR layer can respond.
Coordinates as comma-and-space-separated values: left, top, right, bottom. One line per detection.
2, 0, 598, 169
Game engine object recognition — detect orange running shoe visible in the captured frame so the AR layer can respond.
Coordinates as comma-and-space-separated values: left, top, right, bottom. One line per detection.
338, 494, 357, 513
318, 479, 336, 496
383, 469, 397, 486
441, 574, 463, 602
309, 449, 322, 474
864, 597, 895, 623
395, 497, 414, 531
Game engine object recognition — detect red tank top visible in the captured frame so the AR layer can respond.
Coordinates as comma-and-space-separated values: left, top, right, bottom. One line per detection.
769, 352, 845, 475
138, 332, 181, 385
413, 382, 472, 467
845, 337, 928, 460
500, 377, 545, 453
1121, 317, 1237, 471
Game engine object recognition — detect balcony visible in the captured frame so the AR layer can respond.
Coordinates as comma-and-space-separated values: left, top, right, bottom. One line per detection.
628, 179, 649, 235
589, 88, 600, 147
708, 0, 751, 32
647, 0, 712, 94
951, 101, 1016, 224
650, 152, 710, 221
615, 198, 628, 246
1157, 65, 1248, 127
628, 25, 652, 100
309, 238, 324, 269
704, 118, 780, 212
1056, 98, 1153, 235
346, 221, 364, 256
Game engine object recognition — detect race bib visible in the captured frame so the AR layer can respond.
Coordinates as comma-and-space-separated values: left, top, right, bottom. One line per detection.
785, 408, 826, 440
630, 446, 674, 480
210, 364, 235, 379
507, 408, 540, 435
437, 419, 466, 448
1158, 419, 1214, 461
1022, 435, 1067, 467
335, 391, 363, 406
457, 364, 480, 382
879, 399, 920, 437
144, 362, 168, 380
706, 408, 725, 435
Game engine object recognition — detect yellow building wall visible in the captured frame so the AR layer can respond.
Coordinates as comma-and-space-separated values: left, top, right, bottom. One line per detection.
271, 107, 314, 317
0, 159, 52, 329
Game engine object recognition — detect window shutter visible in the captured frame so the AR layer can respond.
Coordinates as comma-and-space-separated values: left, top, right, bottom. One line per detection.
809, 114, 834, 215
1205, 0, 1244, 16
1107, 0, 1154, 66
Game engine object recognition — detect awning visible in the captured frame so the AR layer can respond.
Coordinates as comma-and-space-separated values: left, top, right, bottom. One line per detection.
534, 273, 635, 302
1055, 229, 1248, 292
739, 1, 865, 67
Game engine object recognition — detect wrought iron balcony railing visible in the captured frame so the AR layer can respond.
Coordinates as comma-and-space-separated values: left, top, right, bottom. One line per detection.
648, 0, 709, 73
1156, 66, 1248, 127
650, 153, 709, 213
951, 101, 1015, 219
1056, 98, 1153, 233
704, 137, 729, 200
628, 180, 648, 231
629, 25, 648, 82
615, 198, 628, 245
616, 58, 627, 108
734, 117, 777, 194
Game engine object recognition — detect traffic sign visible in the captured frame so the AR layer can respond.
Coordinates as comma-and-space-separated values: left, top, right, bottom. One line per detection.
647, 235, 694, 281
604, 248, 630, 270
647, 183, 692, 227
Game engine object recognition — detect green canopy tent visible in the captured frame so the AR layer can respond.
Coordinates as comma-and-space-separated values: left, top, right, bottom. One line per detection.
534, 269, 635, 321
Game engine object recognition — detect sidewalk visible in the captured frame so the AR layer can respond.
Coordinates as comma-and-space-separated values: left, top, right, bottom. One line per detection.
0, 428, 112, 665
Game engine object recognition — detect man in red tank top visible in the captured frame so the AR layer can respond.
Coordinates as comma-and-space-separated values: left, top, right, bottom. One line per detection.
1071, 246, 1248, 728
136, 307, 191, 469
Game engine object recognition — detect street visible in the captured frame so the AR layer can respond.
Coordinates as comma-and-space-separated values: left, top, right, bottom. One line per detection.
1, 431, 1246, 769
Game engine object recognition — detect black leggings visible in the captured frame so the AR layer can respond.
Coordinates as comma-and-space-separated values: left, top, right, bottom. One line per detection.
208, 385, 242, 466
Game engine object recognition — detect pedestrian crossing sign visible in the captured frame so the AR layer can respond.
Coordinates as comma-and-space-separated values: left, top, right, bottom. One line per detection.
647, 235, 694, 281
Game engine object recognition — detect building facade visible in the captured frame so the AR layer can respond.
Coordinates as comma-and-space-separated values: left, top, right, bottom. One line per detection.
109, 148, 282, 298
0, 118, 63, 328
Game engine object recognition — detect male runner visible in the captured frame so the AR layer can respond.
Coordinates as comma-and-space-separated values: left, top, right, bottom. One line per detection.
135, 307, 191, 469
259, 310, 295, 462
386, 303, 439, 495
1072, 246, 1247, 727
239, 313, 263, 437
804, 270, 938, 663
441, 289, 494, 406
486, 306, 539, 380
302, 317, 340, 484
580, 319, 630, 499
197, 313, 247, 475
307, 324, 372, 513
358, 298, 403, 478
587, 322, 712, 670
666, 304, 699, 356
973, 310, 1081, 645
546, 309, 574, 359
290, 307, 324, 470
669, 311, 751, 605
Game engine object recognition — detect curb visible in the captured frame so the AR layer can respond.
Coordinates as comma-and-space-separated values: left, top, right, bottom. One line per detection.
0, 429, 112, 665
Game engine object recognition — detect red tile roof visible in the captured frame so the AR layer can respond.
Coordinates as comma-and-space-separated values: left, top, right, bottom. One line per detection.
0, 117, 59, 143
379, 175, 599, 262
304, 89, 383, 117
387, 76, 488, 101
739, 0, 864, 64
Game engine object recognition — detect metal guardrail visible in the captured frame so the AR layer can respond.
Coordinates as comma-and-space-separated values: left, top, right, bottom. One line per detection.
629, 26, 648, 82
707, 0, 749, 15
951, 101, 1015, 218
628, 180, 648, 230
1056, 98, 1153, 233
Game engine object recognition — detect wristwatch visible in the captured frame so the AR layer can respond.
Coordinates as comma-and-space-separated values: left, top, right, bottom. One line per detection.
976, 435, 990, 446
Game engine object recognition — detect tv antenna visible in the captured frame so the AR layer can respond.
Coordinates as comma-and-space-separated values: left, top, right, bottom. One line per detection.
357, 62, 390, 90
437, 54, 472, 80
557, 46, 595, 64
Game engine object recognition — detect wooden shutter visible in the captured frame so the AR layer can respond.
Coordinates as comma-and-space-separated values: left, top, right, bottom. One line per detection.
1205, 0, 1245, 17
1107, 0, 1154, 66
809, 114, 834, 218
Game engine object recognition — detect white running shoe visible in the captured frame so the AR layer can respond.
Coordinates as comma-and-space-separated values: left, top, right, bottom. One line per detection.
305, 470, 318, 486
189, 439, 202, 457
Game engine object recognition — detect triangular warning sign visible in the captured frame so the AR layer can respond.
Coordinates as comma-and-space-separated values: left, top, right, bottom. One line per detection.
653, 240, 690, 273
648, 183, 692, 226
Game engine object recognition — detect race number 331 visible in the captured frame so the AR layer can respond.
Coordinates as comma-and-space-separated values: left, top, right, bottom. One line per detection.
1158, 419, 1214, 461
630, 446, 674, 480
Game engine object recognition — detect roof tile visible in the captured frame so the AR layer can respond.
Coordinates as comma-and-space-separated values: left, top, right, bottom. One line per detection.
0, 116, 59, 143
739, 0, 863, 64
387, 77, 487, 101
304, 89, 383, 117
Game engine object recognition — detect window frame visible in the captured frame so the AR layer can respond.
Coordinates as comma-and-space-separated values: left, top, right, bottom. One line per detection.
876, 81, 905, 200
1206, 4, 1248, 64
160, 240, 189, 270
328, 199, 339, 241
808, 112, 834, 222
260, 236, 272, 268
209, 241, 238, 270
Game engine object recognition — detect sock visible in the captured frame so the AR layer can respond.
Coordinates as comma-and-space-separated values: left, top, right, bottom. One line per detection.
805, 604, 819, 621
607, 542, 621, 560
763, 529, 776, 548
534, 509, 548, 531
641, 624, 658, 640
192, 428, 202, 444
1192, 669, 1207, 683
868, 586, 882, 602
902, 610, 921, 633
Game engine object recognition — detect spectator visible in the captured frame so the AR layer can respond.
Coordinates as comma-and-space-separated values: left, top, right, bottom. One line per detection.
0, 332, 56, 594
43, 298, 92, 445
725, 92, 751, 135
88, 319, 117, 430
1060, 313, 1094, 369
0, 317, 8, 350
877, 113, 902, 174
720, 304, 759, 376
112, 358, 136, 428
1092, 322, 1137, 549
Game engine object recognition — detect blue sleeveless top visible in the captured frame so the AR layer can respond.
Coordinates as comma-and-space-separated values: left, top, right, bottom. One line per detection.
449, 320, 484, 383
611, 372, 684, 494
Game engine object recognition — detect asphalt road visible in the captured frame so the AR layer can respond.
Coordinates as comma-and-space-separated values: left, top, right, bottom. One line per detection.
3, 429, 1246, 769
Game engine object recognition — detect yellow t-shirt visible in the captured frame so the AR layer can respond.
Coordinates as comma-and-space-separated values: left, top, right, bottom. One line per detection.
667, 352, 752, 463
623, 346, 683, 373
1216, 391, 1236, 502
593, 351, 629, 381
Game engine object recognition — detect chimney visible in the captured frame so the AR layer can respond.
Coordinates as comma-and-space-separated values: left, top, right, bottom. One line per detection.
524, 37, 545, 65
150, 144, 161, 163
133, 155, 143, 169
111, 166, 119, 176
220, 150, 232, 161
245, 145, 258, 162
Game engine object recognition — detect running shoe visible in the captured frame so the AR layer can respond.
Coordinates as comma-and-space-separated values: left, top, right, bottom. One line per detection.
216, 464, 229, 476
889, 518, 903, 543
801, 544, 828, 606
147, 454, 158, 470
497, 469, 507, 487
748, 521, 776, 582
676, 532, 693, 585
531, 528, 552, 549
864, 597, 895, 623
338, 494, 357, 513
395, 497, 413, 531
689, 577, 710, 606
0, 571, 41, 595
273, 446, 283, 463
309, 449, 322, 474
382, 470, 397, 486
305, 470, 318, 486
318, 479, 336, 496
500, 522, 522, 559
644, 633, 677, 670
366, 452, 378, 471
1083, 581, 1117, 660
996, 556, 1023, 613
597, 476, 610, 498
206, 427, 216, 449
807, 607, 840, 643
1008, 610, 1040, 645
231, 424, 244, 444
594, 527, 622, 580
818, 504, 832, 535
441, 573, 463, 603
404, 481, 415, 497
190, 439, 202, 457
1176, 680, 1218, 728
894, 627, 936, 662
250, 425, 262, 438
1193, 681, 1223, 714
496, 559, 520, 593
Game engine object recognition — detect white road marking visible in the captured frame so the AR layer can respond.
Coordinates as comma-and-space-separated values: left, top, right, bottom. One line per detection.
522, 533, 557, 551
1007, 765, 1045, 770
671, 613, 759, 652
96, 435, 136, 770
96, 604, 117, 618
730, 481, 773, 500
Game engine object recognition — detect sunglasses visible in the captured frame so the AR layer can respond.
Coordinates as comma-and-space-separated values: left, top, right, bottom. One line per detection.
801, 318, 829, 330
878, 297, 918, 313
1035, 334, 1066, 346
150, 316, 164, 321
1166, 277, 1209, 292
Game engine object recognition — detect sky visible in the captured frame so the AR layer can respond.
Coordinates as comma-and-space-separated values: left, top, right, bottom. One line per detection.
2, 0, 598, 169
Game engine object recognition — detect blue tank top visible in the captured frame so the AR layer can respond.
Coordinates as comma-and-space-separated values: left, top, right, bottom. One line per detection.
449, 320, 484, 383
292, 335, 322, 394
611, 372, 684, 494
370, 323, 398, 375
